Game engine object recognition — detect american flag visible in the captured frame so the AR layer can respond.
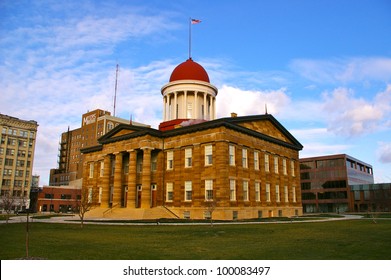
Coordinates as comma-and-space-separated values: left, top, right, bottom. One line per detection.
191, 19, 201, 24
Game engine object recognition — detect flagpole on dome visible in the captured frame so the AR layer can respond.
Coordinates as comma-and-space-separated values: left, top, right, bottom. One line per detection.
189, 18, 201, 59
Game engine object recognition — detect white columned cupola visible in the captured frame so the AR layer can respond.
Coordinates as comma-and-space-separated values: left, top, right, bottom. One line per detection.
159, 58, 218, 131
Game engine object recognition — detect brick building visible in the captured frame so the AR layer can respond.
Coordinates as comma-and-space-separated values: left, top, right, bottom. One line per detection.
81, 58, 303, 220
37, 185, 81, 213
49, 109, 148, 186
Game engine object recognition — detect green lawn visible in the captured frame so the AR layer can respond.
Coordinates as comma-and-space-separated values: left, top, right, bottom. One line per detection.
1, 219, 390, 260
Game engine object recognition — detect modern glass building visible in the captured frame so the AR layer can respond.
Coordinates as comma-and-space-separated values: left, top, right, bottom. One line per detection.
300, 154, 374, 213
350, 183, 391, 212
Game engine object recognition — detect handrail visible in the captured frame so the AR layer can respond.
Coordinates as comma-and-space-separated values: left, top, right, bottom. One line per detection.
103, 203, 119, 217
162, 206, 180, 219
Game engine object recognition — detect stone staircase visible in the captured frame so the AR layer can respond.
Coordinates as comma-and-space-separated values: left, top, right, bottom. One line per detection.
85, 206, 179, 220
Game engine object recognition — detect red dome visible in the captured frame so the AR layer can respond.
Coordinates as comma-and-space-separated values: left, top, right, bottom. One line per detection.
169, 58, 210, 83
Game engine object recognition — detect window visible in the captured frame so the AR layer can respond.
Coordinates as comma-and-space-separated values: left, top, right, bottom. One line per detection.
123, 156, 129, 174
166, 183, 173, 202
99, 187, 102, 203
242, 148, 248, 168
205, 180, 213, 200
265, 154, 270, 172
100, 161, 104, 177
230, 179, 236, 201
276, 185, 280, 202
243, 181, 249, 201
187, 102, 193, 118
88, 188, 93, 203
291, 160, 295, 177
151, 153, 158, 171
255, 182, 261, 201
292, 187, 297, 202
229, 145, 235, 166
167, 151, 173, 170
89, 162, 94, 178
254, 151, 259, 170
205, 145, 213, 165
283, 158, 287, 175
284, 185, 289, 202
274, 156, 279, 173
107, 122, 114, 131
185, 181, 192, 201
266, 183, 271, 202
185, 148, 192, 168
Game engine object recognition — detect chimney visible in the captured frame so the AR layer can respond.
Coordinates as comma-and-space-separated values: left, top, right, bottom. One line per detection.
231, 112, 237, 118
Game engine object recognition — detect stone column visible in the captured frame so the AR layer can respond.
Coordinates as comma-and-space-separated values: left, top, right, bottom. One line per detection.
112, 152, 123, 206
127, 150, 137, 208
194, 91, 198, 119
203, 92, 207, 120
212, 96, 215, 120
101, 155, 111, 207
174, 91, 178, 119
184, 91, 187, 119
163, 96, 166, 121
141, 148, 151, 208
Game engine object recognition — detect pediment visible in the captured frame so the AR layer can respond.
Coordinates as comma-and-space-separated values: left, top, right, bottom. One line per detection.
237, 120, 291, 143
98, 124, 148, 142
228, 115, 302, 149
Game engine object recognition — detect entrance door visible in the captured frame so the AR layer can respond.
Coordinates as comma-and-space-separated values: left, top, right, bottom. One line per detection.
122, 186, 128, 208
136, 185, 142, 208
151, 184, 157, 207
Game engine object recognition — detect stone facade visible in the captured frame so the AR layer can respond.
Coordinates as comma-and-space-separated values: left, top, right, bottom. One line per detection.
0, 113, 38, 211
81, 114, 303, 220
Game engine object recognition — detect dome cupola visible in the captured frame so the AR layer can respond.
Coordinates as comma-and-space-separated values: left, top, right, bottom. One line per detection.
169, 58, 210, 83
159, 58, 218, 131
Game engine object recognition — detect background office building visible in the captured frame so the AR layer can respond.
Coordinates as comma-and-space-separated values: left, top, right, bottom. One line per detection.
350, 183, 391, 212
300, 154, 374, 213
49, 109, 148, 186
0, 113, 38, 211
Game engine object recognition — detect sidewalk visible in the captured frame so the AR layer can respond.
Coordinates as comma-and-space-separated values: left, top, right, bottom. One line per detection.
1, 213, 371, 226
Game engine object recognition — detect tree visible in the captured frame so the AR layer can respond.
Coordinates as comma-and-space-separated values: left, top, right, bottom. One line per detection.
0, 192, 15, 224
204, 199, 218, 227
77, 187, 98, 228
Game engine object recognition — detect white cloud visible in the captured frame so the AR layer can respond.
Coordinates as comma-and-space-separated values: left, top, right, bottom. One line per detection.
290, 57, 391, 84
216, 85, 290, 118
377, 142, 391, 164
290, 128, 352, 158
321, 85, 391, 137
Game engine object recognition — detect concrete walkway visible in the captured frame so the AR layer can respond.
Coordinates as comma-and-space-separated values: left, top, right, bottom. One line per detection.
1, 213, 377, 226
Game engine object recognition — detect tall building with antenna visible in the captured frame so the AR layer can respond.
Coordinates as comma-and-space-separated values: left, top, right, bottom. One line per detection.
49, 109, 149, 186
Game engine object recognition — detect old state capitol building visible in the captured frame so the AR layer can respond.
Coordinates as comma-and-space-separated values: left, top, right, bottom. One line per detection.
81, 58, 303, 220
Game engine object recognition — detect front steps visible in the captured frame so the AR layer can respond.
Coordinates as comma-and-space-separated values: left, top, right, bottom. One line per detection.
85, 206, 179, 220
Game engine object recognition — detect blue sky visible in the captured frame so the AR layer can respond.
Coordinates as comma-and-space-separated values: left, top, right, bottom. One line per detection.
1, 0, 391, 185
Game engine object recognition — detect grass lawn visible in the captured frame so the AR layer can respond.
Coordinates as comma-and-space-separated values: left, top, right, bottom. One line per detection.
1, 219, 390, 260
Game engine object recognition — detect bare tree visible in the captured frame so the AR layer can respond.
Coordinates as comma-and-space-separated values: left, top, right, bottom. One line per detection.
0, 192, 15, 224
204, 199, 218, 227
77, 187, 98, 228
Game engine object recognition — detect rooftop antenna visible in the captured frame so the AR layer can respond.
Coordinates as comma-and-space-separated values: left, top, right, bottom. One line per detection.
113, 64, 119, 117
